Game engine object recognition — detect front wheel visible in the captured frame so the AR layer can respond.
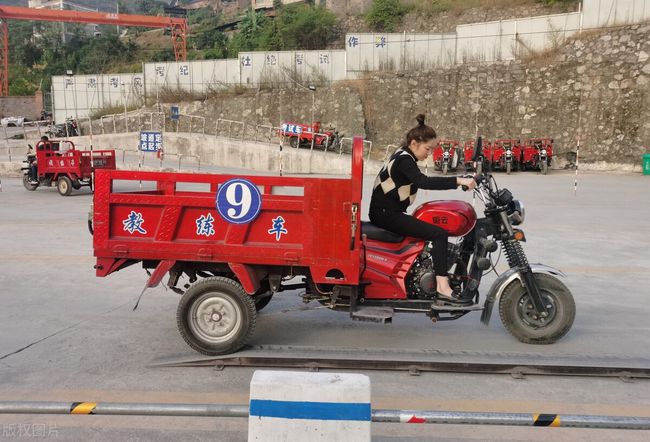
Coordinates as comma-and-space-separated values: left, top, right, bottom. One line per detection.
23, 175, 38, 191
499, 273, 575, 344
57, 176, 72, 196
506, 161, 512, 175
442, 161, 448, 175
177, 277, 257, 356
541, 160, 548, 175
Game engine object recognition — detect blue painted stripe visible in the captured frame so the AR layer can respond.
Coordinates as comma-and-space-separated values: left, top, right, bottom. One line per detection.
249, 399, 371, 421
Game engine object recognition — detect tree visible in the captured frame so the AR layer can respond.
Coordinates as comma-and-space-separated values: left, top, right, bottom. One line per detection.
366, 0, 406, 32
277, 5, 338, 50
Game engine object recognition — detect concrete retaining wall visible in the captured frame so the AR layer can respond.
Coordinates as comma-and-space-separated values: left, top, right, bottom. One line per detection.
0, 132, 384, 177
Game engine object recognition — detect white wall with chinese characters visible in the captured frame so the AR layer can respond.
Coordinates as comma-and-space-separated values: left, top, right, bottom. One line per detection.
143, 59, 241, 95
238, 50, 346, 86
345, 33, 457, 72
51, 73, 144, 123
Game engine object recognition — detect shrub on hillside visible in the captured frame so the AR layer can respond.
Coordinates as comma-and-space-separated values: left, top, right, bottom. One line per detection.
366, 0, 407, 32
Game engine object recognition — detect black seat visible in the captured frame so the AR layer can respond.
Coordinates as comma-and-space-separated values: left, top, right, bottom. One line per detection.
361, 221, 404, 243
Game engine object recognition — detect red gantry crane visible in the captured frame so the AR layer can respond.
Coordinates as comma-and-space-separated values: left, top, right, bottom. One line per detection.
0, 6, 188, 96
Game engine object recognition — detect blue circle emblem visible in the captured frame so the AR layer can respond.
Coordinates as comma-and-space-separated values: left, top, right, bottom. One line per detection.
216, 178, 262, 224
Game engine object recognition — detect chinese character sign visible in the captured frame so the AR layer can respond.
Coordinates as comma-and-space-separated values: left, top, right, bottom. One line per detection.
375, 36, 387, 48
123, 211, 147, 234
179, 65, 189, 76
241, 55, 252, 67
196, 213, 216, 237
295, 53, 304, 65
155, 66, 166, 77
64, 78, 73, 88
170, 106, 180, 121
319, 53, 330, 64
347, 36, 359, 48
109, 77, 119, 88
139, 131, 163, 152
265, 54, 277, 65
268, 216, 288, 241
87, 78, 97, 89
281, 123, 302, 135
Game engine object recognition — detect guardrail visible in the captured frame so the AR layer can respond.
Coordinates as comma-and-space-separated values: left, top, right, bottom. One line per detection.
100, 111, 165, 135
174, 114, 206, 135
216, 118, 245, 140
340, 137, 373, 159
0, 401, 648, 430
109, 148, 201, 171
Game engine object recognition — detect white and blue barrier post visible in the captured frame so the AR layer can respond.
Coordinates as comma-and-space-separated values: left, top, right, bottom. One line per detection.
248, 371, 371, 442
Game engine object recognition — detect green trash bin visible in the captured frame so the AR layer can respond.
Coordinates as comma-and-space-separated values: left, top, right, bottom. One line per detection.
644, 154, 650, 176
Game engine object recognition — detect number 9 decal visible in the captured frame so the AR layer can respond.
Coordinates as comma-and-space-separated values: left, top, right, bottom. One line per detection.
216, 178, 262, 224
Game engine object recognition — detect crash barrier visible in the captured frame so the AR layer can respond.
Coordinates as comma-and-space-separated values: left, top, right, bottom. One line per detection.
1, 400, 649, 431
249, 371, 371, 442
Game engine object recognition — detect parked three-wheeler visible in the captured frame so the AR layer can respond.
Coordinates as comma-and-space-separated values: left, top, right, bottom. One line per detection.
22, 140, 116, 196
463, 139, 492, 174
91, 137, 575, 356
432, 140, 461, 174
491, 139, 522, 174
521, 138, 554, 174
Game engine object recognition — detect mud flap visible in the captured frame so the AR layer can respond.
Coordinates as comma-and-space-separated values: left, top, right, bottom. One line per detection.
133, 260, 176, 311
228, 263, 261, 294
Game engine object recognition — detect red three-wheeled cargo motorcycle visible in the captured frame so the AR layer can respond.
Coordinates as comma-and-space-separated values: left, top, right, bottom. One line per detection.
91, 137, 575, 355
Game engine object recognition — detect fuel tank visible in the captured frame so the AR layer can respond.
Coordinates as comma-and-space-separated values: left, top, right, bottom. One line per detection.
412, 200, 477, 237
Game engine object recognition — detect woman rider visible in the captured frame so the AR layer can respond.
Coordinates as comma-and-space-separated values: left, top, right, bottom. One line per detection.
369, 114, 476, 304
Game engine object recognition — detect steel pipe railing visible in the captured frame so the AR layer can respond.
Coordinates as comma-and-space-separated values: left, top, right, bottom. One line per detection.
0, 401, 649, 430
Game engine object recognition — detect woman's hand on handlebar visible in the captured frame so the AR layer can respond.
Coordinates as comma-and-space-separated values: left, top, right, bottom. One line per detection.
457, 175, 477, 192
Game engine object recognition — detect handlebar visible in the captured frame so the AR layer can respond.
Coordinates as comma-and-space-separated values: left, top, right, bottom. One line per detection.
460, 173, 481, 192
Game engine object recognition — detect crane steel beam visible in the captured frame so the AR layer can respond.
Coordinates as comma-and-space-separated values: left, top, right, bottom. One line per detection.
0, 6, 187, 96
0, 19, 7, 97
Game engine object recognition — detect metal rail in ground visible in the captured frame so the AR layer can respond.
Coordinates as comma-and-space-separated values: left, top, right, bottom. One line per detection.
149, 345, 650, 379
1, 401, 649, 430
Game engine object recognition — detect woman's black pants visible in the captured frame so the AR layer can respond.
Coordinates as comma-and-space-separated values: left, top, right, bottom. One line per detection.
368, 207, 449, 276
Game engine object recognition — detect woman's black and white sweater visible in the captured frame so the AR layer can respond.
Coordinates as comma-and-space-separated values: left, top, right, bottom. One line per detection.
370, 147, 458, 213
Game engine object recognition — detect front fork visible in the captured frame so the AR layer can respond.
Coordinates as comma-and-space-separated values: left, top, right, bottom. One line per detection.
497, 211, 549, 316
465, 216, 549, 316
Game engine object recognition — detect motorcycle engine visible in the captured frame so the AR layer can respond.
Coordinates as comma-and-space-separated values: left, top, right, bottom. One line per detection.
406, 243, 460, 299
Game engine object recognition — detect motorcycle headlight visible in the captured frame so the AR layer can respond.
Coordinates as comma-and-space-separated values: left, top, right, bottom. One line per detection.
508, 200, 525, 225
506, 149, 512, 156
443, 151, 450, 157
541, 149, 547, 155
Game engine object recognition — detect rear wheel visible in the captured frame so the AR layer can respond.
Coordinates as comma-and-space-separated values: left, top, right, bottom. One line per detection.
57, 176, 72, 196
499, 273, 575, 344
289, 136, 299, 149
177, 277, 256, 356
23, 175, 38, 191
